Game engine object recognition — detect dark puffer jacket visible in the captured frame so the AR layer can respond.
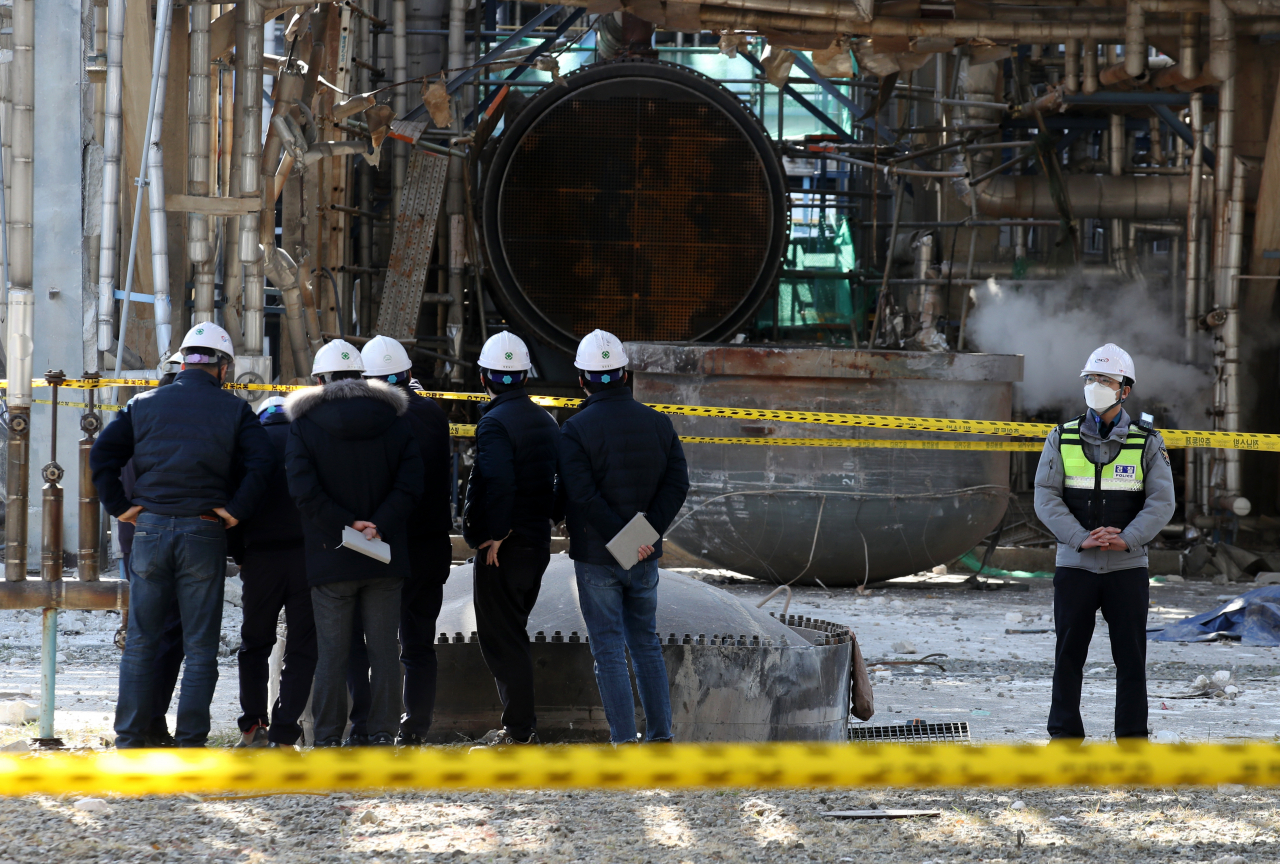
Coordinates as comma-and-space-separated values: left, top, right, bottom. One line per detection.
238, 411, 305, 551
557, 386, 689, 566
462, 388, 560, 550
284, 378, 424, 587
90, 368, 275, 520
401, 387, 454, 562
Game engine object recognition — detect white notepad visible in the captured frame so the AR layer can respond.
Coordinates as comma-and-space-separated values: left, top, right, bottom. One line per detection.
605, 512, 660, 569
341, 525, 392, 564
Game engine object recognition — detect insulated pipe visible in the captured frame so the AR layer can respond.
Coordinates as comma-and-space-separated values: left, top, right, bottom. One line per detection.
1082, 39, 1099, 94
259, 65, 303, 248
222, 7, 245, 355
147, 11, 174, 359
1109, 113, 1127, 273
1185, 92, 1204, 367
446, 0, 466, 382
393, 0, 406, 216
77, 384, 101, 583
973, 173, 1213, 219
238, 0, 264, 267
189, 0, 215, 326
0, 579, 128, 610
40, 377, 64, 583
1064, 37, 1079, 94
1125, 1, 1146, 78
6, 0, 33, 582
1179, 11, 1199, 80
1220, 156, 1246, 500
1208, 0, 1235, 83
95, 0, 125, 353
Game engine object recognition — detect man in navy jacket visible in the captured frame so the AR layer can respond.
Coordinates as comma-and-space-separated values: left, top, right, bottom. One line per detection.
91, 324, 274, 749
558, 330, 688, 745
463, 332, 559, 746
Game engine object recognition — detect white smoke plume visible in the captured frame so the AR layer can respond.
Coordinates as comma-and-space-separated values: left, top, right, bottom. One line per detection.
967, 277, 1214, 427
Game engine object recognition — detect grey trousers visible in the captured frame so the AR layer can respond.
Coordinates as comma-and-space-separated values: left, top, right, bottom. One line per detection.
310, 577, 403, 744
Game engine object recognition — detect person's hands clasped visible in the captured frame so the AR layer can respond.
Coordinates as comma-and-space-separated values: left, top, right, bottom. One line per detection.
1081, 526, 1127, 551
352, 520, 381, 540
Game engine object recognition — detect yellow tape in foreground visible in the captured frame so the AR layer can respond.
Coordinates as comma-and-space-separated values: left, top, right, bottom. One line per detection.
1, 742, 1279, 797
8, 379, 1277, 451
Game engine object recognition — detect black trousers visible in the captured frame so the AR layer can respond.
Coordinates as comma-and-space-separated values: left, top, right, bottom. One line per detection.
236, 544, 317, 745
1048, 566, 1150, 739
124, 550, 183, 740
473, 538, 550, 740
349, 540, 452, 738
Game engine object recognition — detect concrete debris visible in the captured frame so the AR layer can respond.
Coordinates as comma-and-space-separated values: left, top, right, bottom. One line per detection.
73, 798, 111, 813
1004, 612, 1023, 623
891, 641, 917, 654
0, 738, 29, 751
1010, 800, 1027, 810
1213, 856, 1248, 864
1151, 730, 1183, 744
358, 809, 381, 825
0, 700, 38, 725
224, 574, 244, 608
1216, 785, 1248, 798
1213, 669, 1235, 688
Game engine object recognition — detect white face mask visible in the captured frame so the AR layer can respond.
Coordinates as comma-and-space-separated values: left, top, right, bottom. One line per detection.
1083, 381, 1120, 413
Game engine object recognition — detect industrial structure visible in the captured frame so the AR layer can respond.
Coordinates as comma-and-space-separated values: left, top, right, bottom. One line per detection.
0, 0, 1276, 738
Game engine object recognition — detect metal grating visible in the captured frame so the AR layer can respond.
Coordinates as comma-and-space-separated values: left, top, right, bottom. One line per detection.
848, 720, 971, 744
376, 150, 449, 340
496, 86, 773, 343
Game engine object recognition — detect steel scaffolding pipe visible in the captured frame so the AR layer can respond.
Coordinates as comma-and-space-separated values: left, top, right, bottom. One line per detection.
1219, 157, 1246, 503
0, 579, 128, 610
147, 10, 174, 359
393, 0, 407, 215
446, 0, 466, 382
188, 0, 215, 325
973, 173, 1213, 220
95, 0, 125, 353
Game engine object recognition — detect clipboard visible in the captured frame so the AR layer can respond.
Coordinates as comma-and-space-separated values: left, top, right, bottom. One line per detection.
605, 512, 660, 569
341, 525, 392, 564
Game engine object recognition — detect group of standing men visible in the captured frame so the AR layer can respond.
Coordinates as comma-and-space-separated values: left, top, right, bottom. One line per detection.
90, 323, 688, 749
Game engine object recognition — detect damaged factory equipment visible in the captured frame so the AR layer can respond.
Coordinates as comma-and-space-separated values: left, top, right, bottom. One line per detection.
428, 558, 854, 742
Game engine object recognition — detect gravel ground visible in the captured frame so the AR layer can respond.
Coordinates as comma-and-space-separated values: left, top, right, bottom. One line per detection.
0, 785, 1275, 863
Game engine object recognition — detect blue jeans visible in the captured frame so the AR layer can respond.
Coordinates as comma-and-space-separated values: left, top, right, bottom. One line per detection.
115, 513, 227, 748
574, 559, 672, 744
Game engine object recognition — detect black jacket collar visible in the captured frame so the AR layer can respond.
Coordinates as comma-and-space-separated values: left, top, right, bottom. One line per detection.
483, 387, 531, 414
582, 386, 634, 408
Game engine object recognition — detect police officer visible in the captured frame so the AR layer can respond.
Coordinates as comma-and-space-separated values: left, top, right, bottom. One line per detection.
1034, 343, 1176, 741
464, 332, 559, 747
91, 324, 275, 749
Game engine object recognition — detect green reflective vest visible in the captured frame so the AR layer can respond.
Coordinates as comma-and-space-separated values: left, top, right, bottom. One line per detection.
1059, 415, 1149, 531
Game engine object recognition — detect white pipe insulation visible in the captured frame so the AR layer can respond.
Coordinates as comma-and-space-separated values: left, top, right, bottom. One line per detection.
147, 9, 174, 359
393, 0, 407, 216
189, 0, 215, 325
95, 0, 125, 353
238, 0, 264, 357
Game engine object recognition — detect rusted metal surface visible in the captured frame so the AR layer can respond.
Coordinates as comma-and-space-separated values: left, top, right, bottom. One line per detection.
480, 59, 788, 355
0, 579, 128, 610
428, 558, 852, 743
376, 150, 450, 340
628, 343, 1024, 586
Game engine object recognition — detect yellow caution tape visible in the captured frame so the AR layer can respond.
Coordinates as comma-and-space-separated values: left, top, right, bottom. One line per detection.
449, 423, 476, 438
7, 379, 1277, 451
31, 399, 120, 412
677, 436, 1045, 451
2, 741, 1280, 797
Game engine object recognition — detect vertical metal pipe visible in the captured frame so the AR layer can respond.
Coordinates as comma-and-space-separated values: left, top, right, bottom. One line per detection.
147, 12, 174, 358
113, 0, 176, 383
1124, 1, 1146, 79
40, 376, 63, 583
221, 6, 245, 352
6, 0, 34, 582
77, 381, 101, 583
239, 0, 264, 357
446, 0, 467, 380
38, 607, 57, 740
1109, 112, 1126, 273
1221, 156, 1245, 499
189, 0, 215, 325
1179, 11, 1199, 81
96, 0, 125, 353
393, 0, 407, 216
1081, 39, 1098, 95
1064, 38, 1080, 95
1185, 93, 1203, 366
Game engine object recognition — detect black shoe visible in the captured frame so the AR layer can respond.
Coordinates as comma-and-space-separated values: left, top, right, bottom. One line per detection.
314, 738, 343, 748
343, 733, 371, 748
369, 732, 395, 747
396, 732, 428, 747
471, 728, 539, 749
145, 730, 177, 748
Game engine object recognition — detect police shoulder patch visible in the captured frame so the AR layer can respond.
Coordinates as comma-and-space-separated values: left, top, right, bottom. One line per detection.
1160, 446, 1170, 466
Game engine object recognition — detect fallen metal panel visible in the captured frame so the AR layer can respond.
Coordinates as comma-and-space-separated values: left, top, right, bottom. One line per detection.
375, 150, 449, 340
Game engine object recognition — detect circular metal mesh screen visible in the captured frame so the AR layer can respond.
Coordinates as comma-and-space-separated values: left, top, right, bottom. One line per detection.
496, 79, 773, 343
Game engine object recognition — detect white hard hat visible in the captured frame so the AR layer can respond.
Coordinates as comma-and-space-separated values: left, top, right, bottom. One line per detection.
574, 329, 628, 372
478, 331, 533, 372
360, 335, 413, 379
179, 323, 235, 362
158, 350, 184, 376
1080, 343, 1135, 383
312, 339, 365, 376
258, 395, 287, 418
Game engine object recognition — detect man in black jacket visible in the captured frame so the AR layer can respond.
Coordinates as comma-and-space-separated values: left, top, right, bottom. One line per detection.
348, 335, 453, 746
284, 339, 424, 747
91, 324, 275, 749
233, 395, 317, 748
463, 332, 559, 746
558, 330, 689, 745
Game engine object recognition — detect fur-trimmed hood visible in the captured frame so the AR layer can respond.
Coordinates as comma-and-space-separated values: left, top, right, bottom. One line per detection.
284, 377, 408, 442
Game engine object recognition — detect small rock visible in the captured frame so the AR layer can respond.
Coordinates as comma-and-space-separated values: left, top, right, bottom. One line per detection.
0, 739, 30, 752
55, 653, 67, 663
1213, 856, 1247, 864
1217, 783, 1247, 796
359, 809, 380, 825
1193, 674, 1211, 692
1163, 574, 1185, 583
1151, 730, 1183, 744
892, 641, 917, 655
1212, 670, 1234, 688
1011, 801, 1026, 810
74, 798, 110, 813
931, 565, 947, 575
224, 574, 244, 608
1004, 612, 1023, 623
0, 701, 38, 726
995, 675, 1012, 683
1225, 685, 1241, 697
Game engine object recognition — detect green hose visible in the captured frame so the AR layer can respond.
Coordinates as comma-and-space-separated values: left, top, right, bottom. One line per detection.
957, 550, 1053, 580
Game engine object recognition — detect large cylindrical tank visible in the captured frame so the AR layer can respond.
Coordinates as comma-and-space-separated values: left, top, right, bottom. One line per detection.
479, 59, 788, 356
627, 343, 1024, 586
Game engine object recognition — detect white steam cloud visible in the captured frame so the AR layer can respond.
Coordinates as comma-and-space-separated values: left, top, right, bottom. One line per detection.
967, 278, 1213, 427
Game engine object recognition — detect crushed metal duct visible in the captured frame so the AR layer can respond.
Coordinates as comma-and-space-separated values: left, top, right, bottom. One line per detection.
429, 558, 853, 742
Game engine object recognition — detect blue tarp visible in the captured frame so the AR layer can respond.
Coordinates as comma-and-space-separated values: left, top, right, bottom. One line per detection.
1149, 586, 1280, 646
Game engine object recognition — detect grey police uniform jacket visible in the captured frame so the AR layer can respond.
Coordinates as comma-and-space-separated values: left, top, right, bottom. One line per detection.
1033, 408, 1177, 573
